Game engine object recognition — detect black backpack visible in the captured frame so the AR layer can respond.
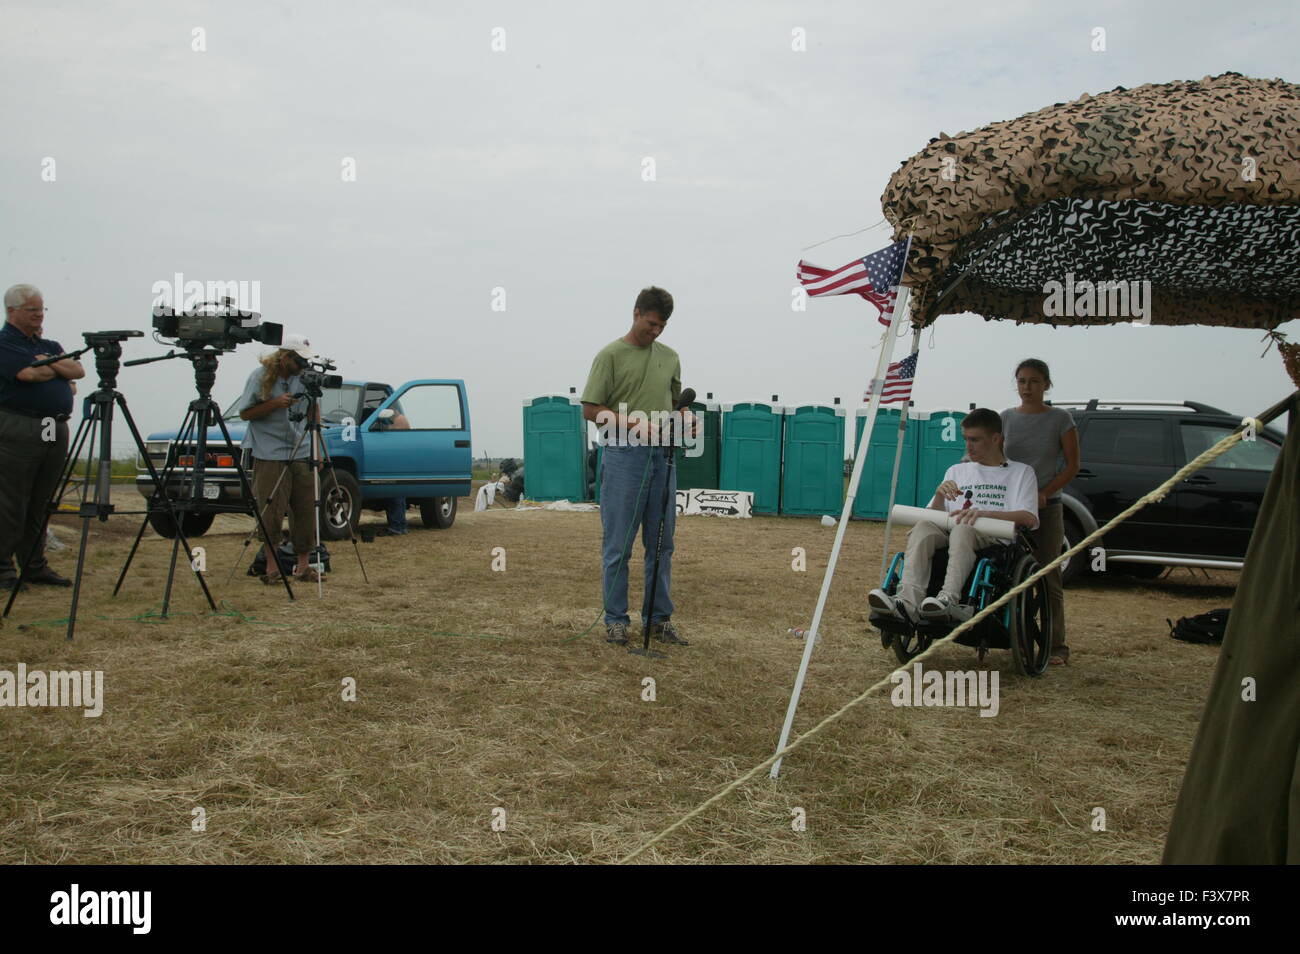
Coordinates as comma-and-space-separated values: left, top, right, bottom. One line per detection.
248, 541, 332, 577
1168, 608, 1230, 644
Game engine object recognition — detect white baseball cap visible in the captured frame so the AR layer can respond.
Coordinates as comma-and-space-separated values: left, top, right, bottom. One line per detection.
280, 333, 317, 359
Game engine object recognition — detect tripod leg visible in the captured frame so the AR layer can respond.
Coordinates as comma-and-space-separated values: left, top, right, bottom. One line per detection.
154, 406, 205, 619
119, 394, 217, 612
115, 405, 196, 595
65, 505, 94, 642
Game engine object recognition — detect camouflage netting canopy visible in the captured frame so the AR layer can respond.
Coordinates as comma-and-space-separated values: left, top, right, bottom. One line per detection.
882, 73, 1300, 329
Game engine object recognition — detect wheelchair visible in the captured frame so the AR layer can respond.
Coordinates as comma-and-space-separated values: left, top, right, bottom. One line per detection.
870, 528, 1053, 676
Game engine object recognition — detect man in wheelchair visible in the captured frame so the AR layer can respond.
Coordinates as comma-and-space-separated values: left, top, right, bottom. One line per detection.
869, 408, 1039, 625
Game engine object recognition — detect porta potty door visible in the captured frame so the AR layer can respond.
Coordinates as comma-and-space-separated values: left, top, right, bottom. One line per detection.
851, 405, 918, 518
915, 409, 967, 504
781, 405, 846, 516
720, 403, 783, 514
522, 395, 586, 501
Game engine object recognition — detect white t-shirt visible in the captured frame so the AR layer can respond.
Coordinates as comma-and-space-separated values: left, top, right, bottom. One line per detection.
941, 459, 1039, 530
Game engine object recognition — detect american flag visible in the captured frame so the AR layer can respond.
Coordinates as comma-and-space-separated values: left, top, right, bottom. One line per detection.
797, 239, 909, 326
866, 350, 917, 404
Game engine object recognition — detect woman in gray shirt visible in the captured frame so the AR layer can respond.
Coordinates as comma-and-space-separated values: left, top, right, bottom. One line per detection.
1002, 359, 1080, 665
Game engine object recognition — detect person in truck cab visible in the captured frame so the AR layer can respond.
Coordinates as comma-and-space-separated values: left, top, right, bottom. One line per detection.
238, 334, 323, 583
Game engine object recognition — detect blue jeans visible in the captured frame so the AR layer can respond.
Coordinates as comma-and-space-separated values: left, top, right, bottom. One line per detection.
386, 497, 408, 532
600, 444, 676, 626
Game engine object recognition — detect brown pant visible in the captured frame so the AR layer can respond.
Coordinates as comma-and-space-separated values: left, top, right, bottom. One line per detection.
1026, 501, 1067, 654
250, 458, 315, 554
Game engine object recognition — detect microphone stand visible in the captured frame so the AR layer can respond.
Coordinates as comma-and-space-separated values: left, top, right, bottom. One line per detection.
628, 391, 694, 658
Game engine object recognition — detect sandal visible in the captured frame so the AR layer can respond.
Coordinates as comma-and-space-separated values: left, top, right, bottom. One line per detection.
262, 570, 284, 585
294, 566, 324, 583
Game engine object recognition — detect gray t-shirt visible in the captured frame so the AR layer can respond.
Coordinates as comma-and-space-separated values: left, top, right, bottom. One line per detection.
239, 368, 309, 461
1001, 406, 1075, 500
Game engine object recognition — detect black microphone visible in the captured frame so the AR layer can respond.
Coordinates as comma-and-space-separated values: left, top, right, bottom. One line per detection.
674, 387, 696, 411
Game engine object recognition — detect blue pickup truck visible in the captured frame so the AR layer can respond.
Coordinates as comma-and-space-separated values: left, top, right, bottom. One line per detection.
136, 378, 472, 539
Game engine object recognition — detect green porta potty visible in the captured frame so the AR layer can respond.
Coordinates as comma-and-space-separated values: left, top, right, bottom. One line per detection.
915, 408, 967, 503
522, 395, 587, 501
720, 402, 783, 514
675, 400, 721, 491
851, 405, 919, 518
781, 405, 846, 516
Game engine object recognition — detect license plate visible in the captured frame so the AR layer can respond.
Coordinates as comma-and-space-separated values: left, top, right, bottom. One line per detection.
203, 484, 220, 500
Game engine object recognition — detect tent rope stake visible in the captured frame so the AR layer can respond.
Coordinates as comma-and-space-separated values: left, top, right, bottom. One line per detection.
614, 410, 1280, 864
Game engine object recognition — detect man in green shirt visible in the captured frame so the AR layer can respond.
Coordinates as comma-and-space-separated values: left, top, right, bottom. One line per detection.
581, 286, 689, 647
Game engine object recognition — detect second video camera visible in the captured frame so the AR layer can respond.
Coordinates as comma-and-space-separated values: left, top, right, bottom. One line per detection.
153, 298, 282, 351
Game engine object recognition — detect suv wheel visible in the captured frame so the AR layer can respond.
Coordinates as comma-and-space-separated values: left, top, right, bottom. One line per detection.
321, 469, 362, 540
420, 496, 457, 529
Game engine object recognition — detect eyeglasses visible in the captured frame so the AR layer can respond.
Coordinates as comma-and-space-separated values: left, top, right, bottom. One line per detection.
18, 306, 46, 314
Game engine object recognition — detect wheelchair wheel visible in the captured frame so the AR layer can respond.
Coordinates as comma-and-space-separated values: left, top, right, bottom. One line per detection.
1008, 553, 1053, 676
892, 627, 931, 666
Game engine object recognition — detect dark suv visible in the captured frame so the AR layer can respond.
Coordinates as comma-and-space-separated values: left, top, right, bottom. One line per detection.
1051, 400, 1284, 584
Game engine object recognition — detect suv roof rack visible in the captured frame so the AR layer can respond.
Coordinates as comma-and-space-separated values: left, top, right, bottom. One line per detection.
1049, 400, 1229, 414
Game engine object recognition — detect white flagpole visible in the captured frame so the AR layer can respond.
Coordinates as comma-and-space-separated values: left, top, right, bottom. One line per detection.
771, 237, 912, 779
880, 327, 922, 573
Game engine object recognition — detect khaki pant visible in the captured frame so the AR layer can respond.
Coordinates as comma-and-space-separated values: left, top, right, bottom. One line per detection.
251, 458, 315, 554
898, 521, 1001, 610
1026, 501, 1067, 654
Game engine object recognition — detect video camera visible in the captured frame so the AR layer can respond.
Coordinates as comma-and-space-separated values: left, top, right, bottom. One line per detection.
153, 298, 282, 351
294, 356, 343, 396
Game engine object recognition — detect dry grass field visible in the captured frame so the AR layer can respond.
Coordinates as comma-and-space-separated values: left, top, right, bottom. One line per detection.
0, 490, 1234, 864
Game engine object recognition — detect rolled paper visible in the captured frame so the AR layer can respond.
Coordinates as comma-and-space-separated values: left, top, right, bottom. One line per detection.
889, 504, 1016, 541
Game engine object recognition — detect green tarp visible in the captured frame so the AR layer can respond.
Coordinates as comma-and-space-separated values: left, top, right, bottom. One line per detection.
1163, 394, 1300, 864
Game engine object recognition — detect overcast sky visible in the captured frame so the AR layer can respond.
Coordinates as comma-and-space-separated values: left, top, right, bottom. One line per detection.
3, 0, 1296, 460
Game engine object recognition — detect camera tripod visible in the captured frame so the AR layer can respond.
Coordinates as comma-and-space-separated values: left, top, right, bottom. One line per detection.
225, 378, 369, 593
2, 331, 216, 641
115, 345, 295, 604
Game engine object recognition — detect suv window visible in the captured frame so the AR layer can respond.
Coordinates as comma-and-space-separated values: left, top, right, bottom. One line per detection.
1080, 417, 1170, 466
1180, 422, 1280, 472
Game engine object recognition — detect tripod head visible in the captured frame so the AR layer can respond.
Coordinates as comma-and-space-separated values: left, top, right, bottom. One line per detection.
65, 329, 145, 394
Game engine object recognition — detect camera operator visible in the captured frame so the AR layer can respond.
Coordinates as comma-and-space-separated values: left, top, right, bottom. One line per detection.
238, 333, 322, 583
0, 284, 84, 590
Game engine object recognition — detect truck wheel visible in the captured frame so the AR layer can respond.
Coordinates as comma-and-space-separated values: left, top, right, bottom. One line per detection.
322, 469, 362, 540
420, 496, 456, 529
147, 501, 216, 539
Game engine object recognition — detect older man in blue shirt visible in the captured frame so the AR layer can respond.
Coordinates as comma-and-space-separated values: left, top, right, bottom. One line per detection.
0, 284, 85, 589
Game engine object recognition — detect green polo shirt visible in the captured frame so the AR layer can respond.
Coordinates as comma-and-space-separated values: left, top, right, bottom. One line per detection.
581, 338, 681, 416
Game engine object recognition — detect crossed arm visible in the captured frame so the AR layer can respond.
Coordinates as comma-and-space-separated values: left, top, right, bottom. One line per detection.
15, 354, 85, 383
